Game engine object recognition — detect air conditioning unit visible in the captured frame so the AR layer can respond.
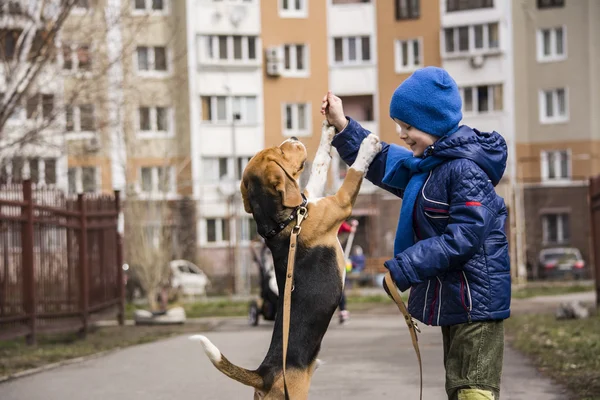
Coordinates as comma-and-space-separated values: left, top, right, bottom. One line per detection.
84, 135, 100, 152
265, 46, 284, 77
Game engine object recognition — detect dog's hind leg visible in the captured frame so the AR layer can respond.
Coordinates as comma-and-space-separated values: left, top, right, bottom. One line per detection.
304, 121, 336, 199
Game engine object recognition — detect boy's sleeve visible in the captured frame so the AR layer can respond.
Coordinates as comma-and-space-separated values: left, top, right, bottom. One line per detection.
383, 162, 498, 291
331, 117, 404, 198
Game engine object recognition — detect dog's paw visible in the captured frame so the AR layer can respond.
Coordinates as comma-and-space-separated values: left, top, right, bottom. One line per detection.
352, 134, 381, 172
320, 120, 336, 145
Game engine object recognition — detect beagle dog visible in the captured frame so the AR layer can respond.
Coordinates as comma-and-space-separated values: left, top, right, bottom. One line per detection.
192, 121, 381, 399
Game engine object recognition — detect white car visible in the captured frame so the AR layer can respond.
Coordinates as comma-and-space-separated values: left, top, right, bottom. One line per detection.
170, 260, 210, 296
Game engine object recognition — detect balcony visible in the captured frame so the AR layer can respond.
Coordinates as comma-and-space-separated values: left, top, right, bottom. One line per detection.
329, 0, 374, 38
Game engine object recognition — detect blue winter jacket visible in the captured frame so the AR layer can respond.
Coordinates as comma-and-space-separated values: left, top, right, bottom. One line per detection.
333, 118, 511, 326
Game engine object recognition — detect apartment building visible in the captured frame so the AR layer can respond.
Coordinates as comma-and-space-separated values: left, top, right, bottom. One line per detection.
513, 0, 600, 279
186, 0, 264, 292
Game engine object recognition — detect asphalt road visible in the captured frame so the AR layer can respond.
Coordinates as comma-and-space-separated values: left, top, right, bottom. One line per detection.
0, 313, 570, 400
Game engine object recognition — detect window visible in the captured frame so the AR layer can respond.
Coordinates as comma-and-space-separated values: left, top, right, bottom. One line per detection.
66, 104, 95, 132
133, 0, 168, 13
0, 158, 57, 186
537, 26, 566, 62
339, 95, 374, 122
201, 96, 258, 124
444, 23, 499, 56
539, 88, 568, 123
333, 36, 371, 65
68, 166, 99, 193
446, 0, 493, 12
136, 46, 169, 74
537, 0, 564, 9
202, 157, 250, 183
204, 218, 230, 243
280, 0, 307, 17
62, 44, 91, 72
283, 44, 308, 75
395, 38, 422, 73
542, 213, 569, 244
395, 0, 420, 20
201, 35, 258, 64
26, 94, 54, 120
283, 103, 310, 136
138, 106, 172, 136
461, 84, 503, 114
541, 150, 570, 181
139, 166, 176, 195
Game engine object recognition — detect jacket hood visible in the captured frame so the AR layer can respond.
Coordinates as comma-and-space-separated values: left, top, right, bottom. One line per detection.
431, 125, 507, 186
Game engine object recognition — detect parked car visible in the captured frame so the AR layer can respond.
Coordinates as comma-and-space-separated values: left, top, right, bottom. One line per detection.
170, 260, 210, 296
538, 247, 586, 280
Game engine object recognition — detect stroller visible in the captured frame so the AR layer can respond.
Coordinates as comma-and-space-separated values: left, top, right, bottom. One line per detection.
248, 240, 279, 326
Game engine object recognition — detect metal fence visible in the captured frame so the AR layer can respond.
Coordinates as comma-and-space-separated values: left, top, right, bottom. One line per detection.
0, 180, 124, 344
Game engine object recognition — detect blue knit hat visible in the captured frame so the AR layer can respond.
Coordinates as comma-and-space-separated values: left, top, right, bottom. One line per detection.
389, 67, 462, 137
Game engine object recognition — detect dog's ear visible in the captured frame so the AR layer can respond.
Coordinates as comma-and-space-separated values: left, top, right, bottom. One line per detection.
240, 180, 253, 214
270, 165, 303, 208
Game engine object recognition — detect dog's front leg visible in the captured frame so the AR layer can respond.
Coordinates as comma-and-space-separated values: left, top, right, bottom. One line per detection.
304, 121, 336, 199
333, 133, 381, 219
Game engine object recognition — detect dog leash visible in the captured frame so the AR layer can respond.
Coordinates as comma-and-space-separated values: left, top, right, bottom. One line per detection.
282, 204, 308, 400
384, 273, 423, 400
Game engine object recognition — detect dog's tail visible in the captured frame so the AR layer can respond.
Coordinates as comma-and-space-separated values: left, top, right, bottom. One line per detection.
190, 335, 264, 389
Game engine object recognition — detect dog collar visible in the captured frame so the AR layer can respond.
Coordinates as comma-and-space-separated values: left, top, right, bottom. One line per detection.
261, 193, 308, 239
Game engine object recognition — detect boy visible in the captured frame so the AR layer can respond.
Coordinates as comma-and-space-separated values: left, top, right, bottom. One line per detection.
321, 67, 510, 400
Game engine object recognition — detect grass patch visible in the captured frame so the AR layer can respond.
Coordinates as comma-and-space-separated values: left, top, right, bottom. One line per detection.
125, 293, 402, 319
505, 313, 600, 400
0, 323, 212, 378
512, 283, 594, 299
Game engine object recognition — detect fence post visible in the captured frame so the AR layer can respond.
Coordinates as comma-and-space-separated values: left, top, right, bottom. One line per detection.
21, 180, 36, 345
114, 190, 124, 326
78, 194, 89, 338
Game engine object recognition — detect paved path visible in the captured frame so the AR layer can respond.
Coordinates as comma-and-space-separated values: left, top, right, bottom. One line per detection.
0, 314, 570, 400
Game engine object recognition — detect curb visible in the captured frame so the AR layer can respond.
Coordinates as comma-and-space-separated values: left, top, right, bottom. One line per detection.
0, 320, 222, 385
0, 348, 122, 385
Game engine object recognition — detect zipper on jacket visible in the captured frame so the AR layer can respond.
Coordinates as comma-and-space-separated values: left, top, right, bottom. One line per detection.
422, 279, 431, 322
436, 277, 442, 326
460, 271, 473, 323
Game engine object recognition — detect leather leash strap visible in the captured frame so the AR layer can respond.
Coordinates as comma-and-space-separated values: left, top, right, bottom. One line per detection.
385, 273, 423, 400
282, 205, 308, 400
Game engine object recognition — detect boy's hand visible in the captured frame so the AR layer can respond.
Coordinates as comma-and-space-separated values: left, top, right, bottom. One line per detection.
320, 91, 348, 132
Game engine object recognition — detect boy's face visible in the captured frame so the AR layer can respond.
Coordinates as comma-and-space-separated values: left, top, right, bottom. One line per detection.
394, 119, 438, 157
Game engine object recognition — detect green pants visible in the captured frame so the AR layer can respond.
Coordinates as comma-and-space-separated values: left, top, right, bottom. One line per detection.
442, 320, 504, 400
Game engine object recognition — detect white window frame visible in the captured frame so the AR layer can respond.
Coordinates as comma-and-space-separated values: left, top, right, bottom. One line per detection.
460, 84, 503, 115
67, 166, 101, 193
540, 149, 571, 182
135, 46, 171, 77
1, 158, 58, 186
536, 26, 567, 63
282, 44, 309, 77
132, 0, 170, 15
282, 103, 311, 137
201, 217, 230, 246
138, 166, 177, 199
442, 22, 500, 57
332, 36, 372, 66
199, 35, 260, 65
60, 43, 93, 75
279, 0, 308, 18
542, 213, 569, 245
200, 95, 259, 125
201, 156, 251, 183
394, 38, 423, 73
65, 104, 96, 139
136, 106, 175, 138
539, 88, 569, 124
